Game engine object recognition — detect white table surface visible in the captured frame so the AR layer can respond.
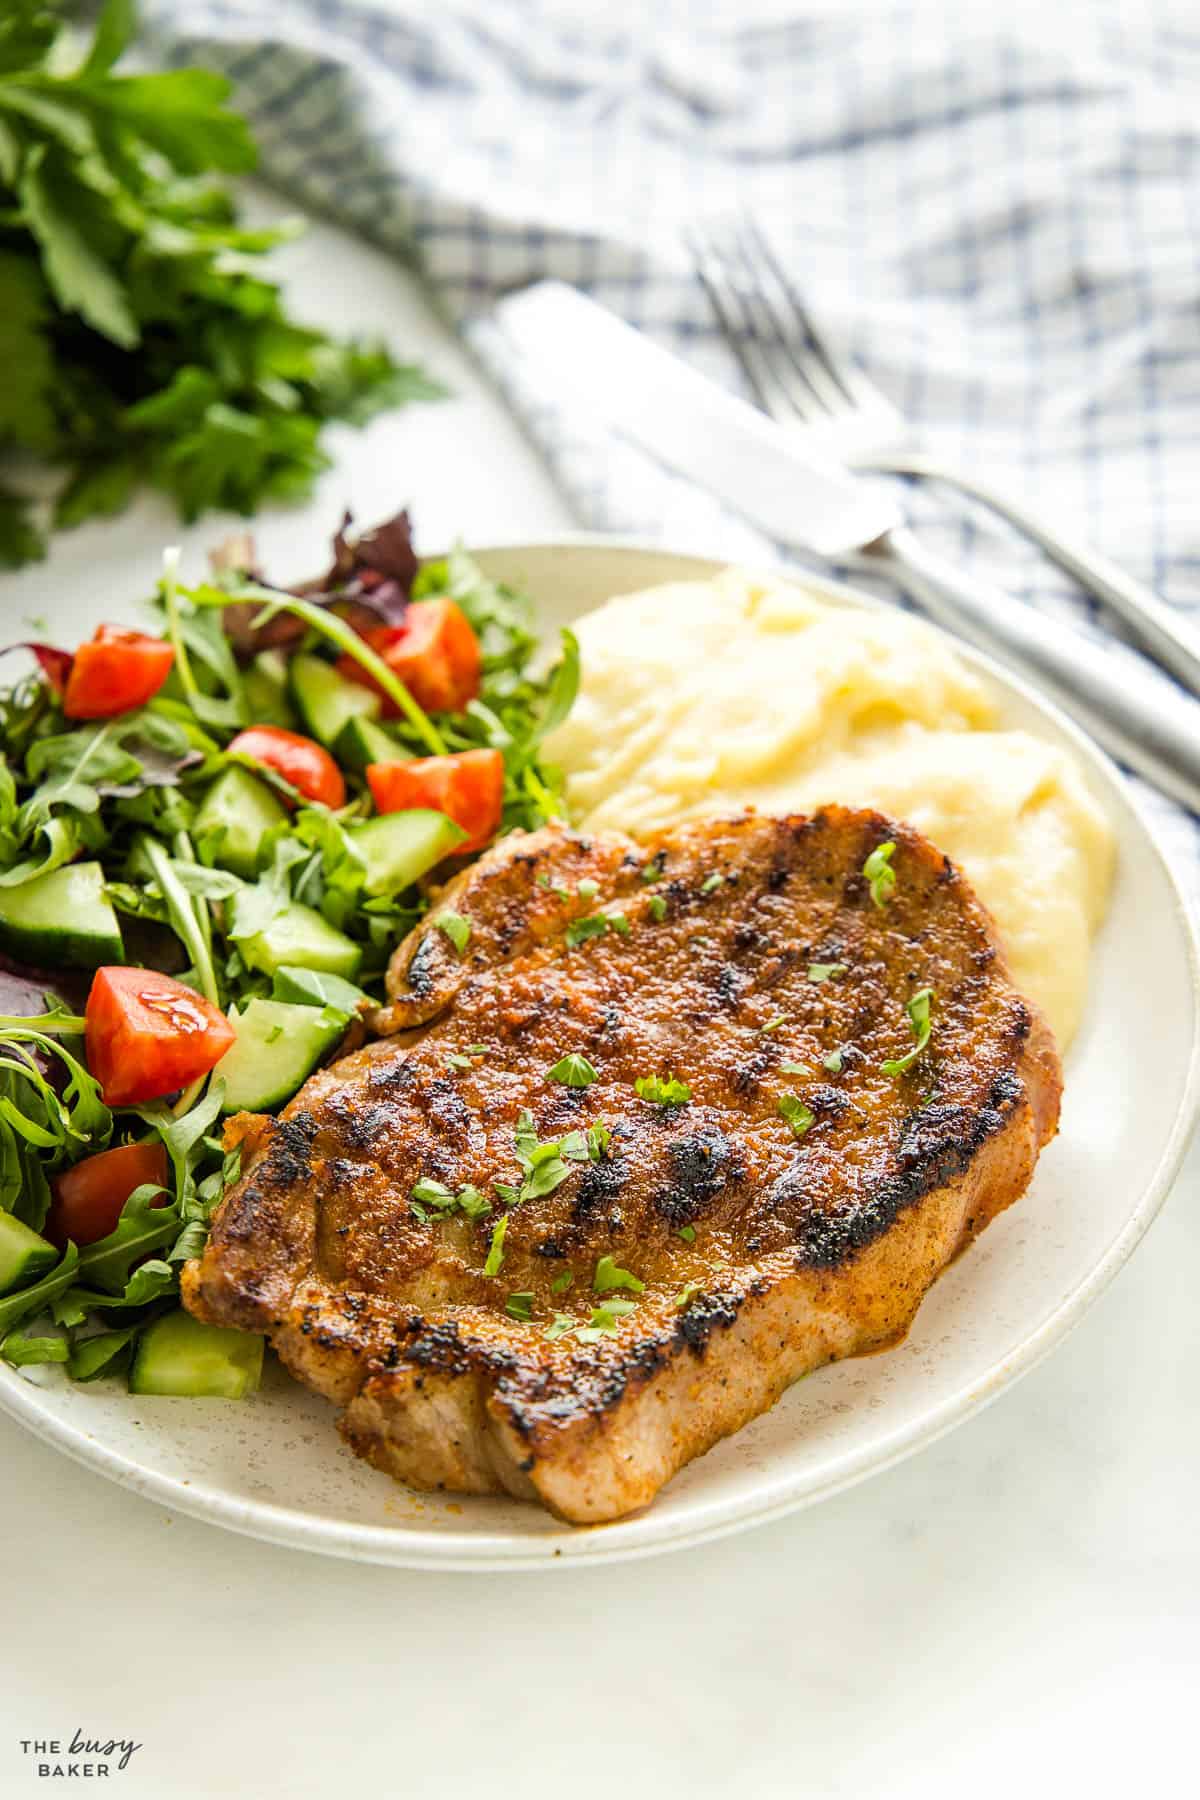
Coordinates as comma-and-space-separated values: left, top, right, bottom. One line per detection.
2, 215, 1198, 1800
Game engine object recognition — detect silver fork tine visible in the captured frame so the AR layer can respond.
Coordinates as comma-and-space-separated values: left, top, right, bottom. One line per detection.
689, 232, 783, 416
725, 218, 854, 421
688, 224, 833, 427
740, 216, 901, 426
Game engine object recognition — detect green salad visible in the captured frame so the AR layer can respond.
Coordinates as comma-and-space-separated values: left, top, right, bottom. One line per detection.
0, 509, 578, 1393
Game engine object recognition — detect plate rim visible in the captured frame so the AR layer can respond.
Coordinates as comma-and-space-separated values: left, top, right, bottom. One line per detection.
3, 533, 1198, 1570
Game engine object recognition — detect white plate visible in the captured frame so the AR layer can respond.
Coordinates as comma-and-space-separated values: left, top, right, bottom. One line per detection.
3, 540, 1198, 1569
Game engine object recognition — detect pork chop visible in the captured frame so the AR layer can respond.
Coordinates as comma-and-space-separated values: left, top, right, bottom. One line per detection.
183, 807, 1061, 1523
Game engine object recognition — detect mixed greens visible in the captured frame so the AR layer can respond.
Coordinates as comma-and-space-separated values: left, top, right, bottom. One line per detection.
0, 508, 578, 1387
0, 0, 439, 567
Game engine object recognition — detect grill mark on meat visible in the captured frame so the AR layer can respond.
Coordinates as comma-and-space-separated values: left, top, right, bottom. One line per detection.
653, 1128, 744, 1227
404, 932, 437, 999
714, 964, 742, 1008
572, 1150, 630, 1220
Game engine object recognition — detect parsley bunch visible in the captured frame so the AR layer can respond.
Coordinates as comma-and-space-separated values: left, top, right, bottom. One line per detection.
0, 0, 440, 568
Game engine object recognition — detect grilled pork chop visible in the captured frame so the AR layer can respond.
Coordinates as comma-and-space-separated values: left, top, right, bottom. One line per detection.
184, 807, 1061, 1523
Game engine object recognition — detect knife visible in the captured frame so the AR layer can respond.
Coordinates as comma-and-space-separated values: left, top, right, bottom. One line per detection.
494, 279, 1200, 812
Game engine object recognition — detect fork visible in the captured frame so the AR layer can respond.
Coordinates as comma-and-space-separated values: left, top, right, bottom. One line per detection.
688, 216, 1200, 698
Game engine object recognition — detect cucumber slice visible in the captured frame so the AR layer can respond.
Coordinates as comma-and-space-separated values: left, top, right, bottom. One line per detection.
272, 965, 369, 1014
0, 862, 123, 969
240, 901, 362, 980
217, 998, 349, 1112
0, 1213, 57, 1296
129, 1309, 264, 1398
243, 649, 298, 729
194, 766, 289, 879
335, 713, 406, 774
290, 652, 381, 747
349, 809, 466, 898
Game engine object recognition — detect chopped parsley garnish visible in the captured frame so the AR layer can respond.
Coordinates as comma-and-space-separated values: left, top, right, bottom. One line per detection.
546, 1053, 599, 1088
882, 986, 934, 1076
435, 911, 471, 955
500, 1108, 594, 1205
675, 1281, 702, 1310
777, 1095, 815, 1139
577, 878, 599, 900
543, 1295, 638, 1343
565, 913, 610, 948
635, 1074, 692, 1106
505, 1291, 534, 1321
465, 1044, 490, 1056
607, 911, 631, 937
779, 1060, 814, 1076
823, 1048, 844, 1074
551, 1269, 574, 1294
411, 1178, 490, 1223
538, 873, 570, 899
412, 1177, 456, 1212
445, 1053, 474, 1071
677, 1224, 697, 1244
648, 894, 668, 922
575, 1296, 637, 1343
0, 1, 440, 568
761, 1015, 785, 1035
701, 872, 724, 894
640, 855, 666, 884
483, 1214, 509, 1277
593, 1255, 645, 1294
807, 962, 848, 983
586, 1122, 612, 1159
457, 1186, 491, 1221
862, 841, 897, 910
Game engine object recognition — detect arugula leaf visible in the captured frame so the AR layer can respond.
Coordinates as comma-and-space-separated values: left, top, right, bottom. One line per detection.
0, 1241, 79, 1337
0, 1023, 111, 1227
1, 1325, 69, 1366
68, 1323, 141, 1382
72, 1186, 179, 1296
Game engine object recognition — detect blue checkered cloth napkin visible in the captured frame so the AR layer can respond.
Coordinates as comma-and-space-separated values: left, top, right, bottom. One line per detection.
137, 0, 1200, 869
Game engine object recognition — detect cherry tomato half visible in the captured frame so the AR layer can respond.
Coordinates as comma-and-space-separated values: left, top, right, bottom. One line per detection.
63, 625, 174, 720
85, 967, 236, 1107
226, 725, 346, 809
336, 598, 481, 717
367, 748, 504, 855
46, 1140, 170, 1249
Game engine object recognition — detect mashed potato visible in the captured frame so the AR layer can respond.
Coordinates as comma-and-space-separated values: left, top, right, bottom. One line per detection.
544, 568, 1114, 1048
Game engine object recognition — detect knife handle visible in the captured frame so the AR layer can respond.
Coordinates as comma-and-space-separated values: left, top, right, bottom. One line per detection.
867, 526, 1200, 813
854, 449, 1200, 697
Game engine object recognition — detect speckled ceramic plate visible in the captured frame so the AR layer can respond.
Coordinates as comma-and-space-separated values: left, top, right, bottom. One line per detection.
3, 540, 1198, 1568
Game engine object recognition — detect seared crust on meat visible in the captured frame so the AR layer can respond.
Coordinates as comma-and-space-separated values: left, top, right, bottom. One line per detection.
183, 807, 1061, 1523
